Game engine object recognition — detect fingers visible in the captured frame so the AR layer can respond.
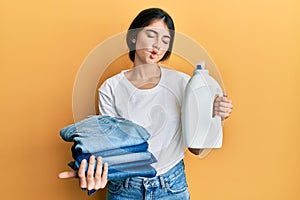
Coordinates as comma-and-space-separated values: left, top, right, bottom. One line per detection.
80, 156, 108, 191
213, 104, 232, 117
78, 159, 88, 189
58, 171, 77, 179
214, 110, 231, 120
215, 95, 233, 107
215, 96, 232, 105
94, 157, 103, 190
63, 156, 107, 192
86, 156, 96, 190
94, 157, 108, 190
214, 94, 233, 120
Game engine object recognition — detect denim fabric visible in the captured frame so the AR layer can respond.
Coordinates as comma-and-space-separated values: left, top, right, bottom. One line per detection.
69, 153, 158, 196
95, 151, 155, 166
60, 115, 150, 154
69, 152, 157, 173
69, 159, 157, 178
108, 164, 157, 179
60, 115, 158, 196
72, 142, 149, 160
106, 160, 190, 200
87, 163, 158, 196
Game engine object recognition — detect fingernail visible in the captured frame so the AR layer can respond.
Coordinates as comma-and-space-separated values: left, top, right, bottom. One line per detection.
90, 155, 95, 161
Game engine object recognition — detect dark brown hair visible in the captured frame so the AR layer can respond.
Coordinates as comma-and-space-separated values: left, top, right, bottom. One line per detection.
126, 8, 175, 62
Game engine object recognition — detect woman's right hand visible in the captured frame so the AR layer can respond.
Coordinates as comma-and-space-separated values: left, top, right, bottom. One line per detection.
58, 156, 108, 191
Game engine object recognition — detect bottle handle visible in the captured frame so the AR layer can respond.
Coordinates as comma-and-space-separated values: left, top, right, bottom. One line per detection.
212, 88, 223, 121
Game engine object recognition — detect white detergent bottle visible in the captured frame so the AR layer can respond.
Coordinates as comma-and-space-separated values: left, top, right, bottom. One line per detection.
182, 61, 223, 148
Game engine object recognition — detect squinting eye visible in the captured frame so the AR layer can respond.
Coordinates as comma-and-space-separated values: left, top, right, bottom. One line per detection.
147, 34, 155, 38
162, 40, 170, 45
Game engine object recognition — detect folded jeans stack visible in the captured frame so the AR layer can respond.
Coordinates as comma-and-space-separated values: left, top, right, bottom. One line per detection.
60, 115, 157, 195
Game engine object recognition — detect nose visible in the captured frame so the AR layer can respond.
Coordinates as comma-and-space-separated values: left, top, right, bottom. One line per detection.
152, 40, 161, 50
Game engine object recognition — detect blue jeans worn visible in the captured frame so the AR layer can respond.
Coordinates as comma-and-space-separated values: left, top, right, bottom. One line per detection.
106, 160, 190, 200
60, 115, 150, 154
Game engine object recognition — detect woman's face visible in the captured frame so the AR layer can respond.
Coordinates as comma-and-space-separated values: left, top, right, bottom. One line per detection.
134, 19, 171, 65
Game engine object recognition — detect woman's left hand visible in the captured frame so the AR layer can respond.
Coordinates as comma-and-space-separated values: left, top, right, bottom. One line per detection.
213, 91, 233, 120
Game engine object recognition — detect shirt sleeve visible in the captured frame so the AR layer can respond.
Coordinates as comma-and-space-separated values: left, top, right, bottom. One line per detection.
98, 80, 119, 117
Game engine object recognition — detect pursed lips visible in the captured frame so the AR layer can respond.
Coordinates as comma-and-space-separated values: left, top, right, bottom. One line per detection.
148, 49, 159, 56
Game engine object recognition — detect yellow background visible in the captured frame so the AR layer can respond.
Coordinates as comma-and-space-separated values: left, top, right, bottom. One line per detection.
1, 0, 299, 199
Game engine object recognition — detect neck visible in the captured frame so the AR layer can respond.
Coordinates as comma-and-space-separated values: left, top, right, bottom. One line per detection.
132, 63, 161, 79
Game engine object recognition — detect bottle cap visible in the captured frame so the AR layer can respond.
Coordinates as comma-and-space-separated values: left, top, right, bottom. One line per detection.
196, 61, 205, 70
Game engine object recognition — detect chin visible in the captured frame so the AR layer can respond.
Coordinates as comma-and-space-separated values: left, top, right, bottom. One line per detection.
148, 56, 163, 64
147, 59, 158, 64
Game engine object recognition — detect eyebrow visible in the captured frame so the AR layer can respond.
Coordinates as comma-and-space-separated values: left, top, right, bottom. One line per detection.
145, 29, 171, 39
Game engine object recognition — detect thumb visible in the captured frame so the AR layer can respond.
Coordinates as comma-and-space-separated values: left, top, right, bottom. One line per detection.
223, 91, 228, 97
58, 171, 77, 179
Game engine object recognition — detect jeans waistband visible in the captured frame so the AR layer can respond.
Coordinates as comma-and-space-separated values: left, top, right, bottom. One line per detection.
123, 160, 185, 189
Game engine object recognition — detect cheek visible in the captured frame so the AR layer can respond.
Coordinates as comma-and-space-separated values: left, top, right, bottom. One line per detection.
158, 51, 167, 60
161, 40, 171, 51
135, 38, 153, 50
135, 43, 145, 51
161, 45, 169, 52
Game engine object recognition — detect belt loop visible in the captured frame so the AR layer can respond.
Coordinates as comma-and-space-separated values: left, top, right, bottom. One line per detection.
159, 175, 166, 190
124, 178, 129, 189
142, 177, 147, 189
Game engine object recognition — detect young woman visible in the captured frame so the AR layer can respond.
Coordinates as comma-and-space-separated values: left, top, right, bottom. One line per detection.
59, 8, 233, 200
